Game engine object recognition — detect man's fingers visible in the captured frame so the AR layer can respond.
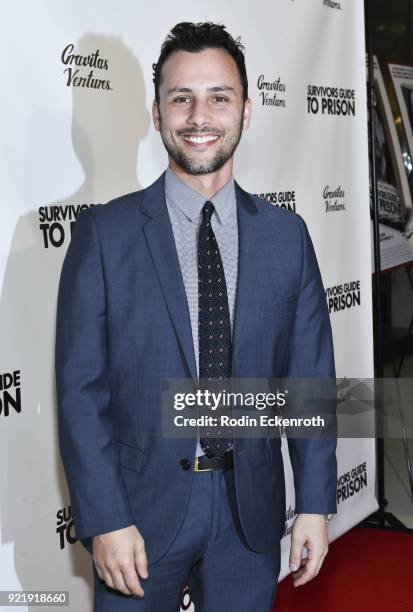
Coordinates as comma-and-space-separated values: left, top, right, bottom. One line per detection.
92, 526, 148, 596
101, 567, 114, 589
293, 548, 323, 586
135, 541, 149, 579
293, 559, 317, 586
314, 545, 329, 576
98, 560, 144, 597
289, 537, 304, 572
110, 568, 132, 595
122, 566, 145, 598
291, 557, 308, 580
290, 515, 330, 586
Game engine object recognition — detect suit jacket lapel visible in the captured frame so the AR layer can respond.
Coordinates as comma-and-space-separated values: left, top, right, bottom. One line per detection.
139, 174, 259, 382
231, 183, 259, 375
140, 173, 198, 382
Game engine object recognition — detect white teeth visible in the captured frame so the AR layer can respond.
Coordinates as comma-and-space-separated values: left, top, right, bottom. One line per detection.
183, 135, 219, 144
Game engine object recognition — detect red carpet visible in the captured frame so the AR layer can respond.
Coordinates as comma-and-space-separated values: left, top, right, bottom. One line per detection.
274, 527, 413, 612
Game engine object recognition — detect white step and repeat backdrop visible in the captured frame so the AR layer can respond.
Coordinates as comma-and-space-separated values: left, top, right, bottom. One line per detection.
0, 1, 377, 610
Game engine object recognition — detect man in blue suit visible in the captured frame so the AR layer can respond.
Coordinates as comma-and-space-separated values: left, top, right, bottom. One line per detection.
55, 22, 337, 611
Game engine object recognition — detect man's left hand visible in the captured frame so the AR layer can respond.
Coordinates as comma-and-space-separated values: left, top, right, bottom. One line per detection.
289, 513, 329, 587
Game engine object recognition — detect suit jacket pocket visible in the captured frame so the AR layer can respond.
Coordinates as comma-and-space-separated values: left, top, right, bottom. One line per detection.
118, 441, 144, 472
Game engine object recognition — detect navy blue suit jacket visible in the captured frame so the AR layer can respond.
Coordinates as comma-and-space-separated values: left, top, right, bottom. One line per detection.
55, 172, 337, 561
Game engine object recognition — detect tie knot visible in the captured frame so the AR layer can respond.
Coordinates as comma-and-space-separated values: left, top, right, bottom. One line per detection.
202, 201, 215, 223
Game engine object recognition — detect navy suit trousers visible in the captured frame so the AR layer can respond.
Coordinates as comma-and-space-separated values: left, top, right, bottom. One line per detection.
93, 465, 280, 611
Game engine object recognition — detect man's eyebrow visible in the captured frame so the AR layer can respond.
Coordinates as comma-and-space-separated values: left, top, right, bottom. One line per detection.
208, 85, 236, 93
166, 85, 236, 95
166, 87, 193, 95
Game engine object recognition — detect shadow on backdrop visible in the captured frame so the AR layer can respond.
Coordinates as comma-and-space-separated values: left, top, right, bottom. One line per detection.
0, 33, 150, 607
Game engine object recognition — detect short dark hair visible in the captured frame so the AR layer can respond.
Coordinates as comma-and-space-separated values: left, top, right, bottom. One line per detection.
152, 22, 248, 104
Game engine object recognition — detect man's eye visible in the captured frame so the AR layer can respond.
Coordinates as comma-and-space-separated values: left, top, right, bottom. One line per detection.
213, 96, 228, 103
173, 96, 191, 104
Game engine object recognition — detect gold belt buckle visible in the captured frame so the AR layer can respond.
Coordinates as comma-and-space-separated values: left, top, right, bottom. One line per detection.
194, 456, 213, 472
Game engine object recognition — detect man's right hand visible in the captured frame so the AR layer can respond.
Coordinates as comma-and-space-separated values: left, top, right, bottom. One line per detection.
92, 525, 148, 597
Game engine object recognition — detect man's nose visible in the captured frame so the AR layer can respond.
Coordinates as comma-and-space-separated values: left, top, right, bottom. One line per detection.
187, 99, 212, 128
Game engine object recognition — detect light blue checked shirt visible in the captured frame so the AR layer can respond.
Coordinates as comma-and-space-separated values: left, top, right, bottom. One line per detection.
164, 167, 239, 457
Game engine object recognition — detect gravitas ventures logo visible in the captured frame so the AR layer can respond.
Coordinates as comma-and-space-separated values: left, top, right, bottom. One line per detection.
256, 75, 286, 108
61, 43, 112, 90
324, 0, 342, 9
323, 185, 346, 212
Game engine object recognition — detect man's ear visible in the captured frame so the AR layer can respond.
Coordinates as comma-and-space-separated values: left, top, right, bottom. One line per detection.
152, 100, 161, 131
242, 97, 252, 131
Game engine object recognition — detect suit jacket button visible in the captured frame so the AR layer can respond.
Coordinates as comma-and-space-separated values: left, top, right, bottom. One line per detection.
180, 458, 191, 471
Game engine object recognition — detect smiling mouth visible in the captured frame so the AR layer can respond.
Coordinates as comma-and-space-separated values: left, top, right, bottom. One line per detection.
182, 134, 221, 145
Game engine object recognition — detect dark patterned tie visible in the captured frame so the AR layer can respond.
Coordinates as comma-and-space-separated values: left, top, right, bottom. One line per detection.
198, 201, 233, 457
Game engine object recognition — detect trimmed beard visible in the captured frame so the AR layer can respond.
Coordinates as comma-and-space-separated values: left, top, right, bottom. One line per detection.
158, 109, 244, 175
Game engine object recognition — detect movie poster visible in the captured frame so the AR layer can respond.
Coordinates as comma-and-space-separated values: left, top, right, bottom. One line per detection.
371, 56, 413, 271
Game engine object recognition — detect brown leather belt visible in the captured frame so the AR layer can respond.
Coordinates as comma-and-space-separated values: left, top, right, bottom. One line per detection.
194, 450, 234, 472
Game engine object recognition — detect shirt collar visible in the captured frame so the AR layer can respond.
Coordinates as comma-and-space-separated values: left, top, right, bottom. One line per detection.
165, 167, 236, 225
